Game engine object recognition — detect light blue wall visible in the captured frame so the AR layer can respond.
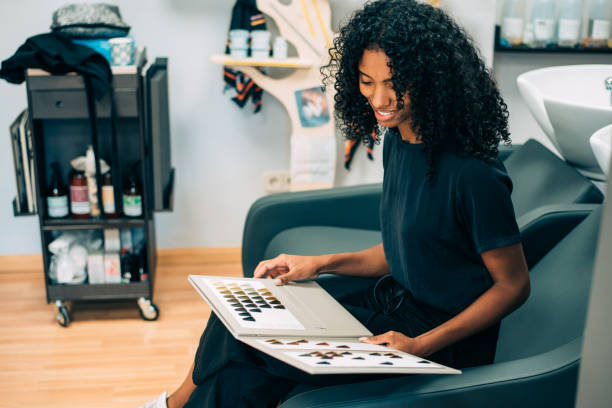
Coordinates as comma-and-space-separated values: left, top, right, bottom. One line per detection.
0, 0, 608, 255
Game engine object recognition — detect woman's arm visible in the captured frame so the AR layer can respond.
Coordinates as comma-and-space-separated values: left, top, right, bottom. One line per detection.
253, 243, 390, 284
363, 242, 530, 357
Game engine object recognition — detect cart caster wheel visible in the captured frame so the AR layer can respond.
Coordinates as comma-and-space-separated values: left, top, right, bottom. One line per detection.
137, 297, 159, 321
56, 306, 70, 327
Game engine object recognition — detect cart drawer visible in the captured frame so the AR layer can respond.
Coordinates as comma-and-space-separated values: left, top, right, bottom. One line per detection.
30, 88, 138, 119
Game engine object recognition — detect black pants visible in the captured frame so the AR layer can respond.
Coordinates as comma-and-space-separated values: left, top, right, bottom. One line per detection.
185, 277, 500, 408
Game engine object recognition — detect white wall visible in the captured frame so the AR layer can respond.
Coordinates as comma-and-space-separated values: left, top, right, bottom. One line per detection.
0, 0, 607, 255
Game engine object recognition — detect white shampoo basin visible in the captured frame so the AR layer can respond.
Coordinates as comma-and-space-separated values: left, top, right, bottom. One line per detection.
590, 124, 612, 177
517, 65, 612, 180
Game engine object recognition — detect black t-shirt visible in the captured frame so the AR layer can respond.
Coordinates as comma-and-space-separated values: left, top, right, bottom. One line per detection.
381, 128, 521, 315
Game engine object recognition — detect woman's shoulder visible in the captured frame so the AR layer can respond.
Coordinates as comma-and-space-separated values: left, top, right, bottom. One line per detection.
449, 153, 512, 191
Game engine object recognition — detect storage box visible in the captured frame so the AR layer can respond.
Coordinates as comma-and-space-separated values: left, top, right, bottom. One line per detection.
87, 251, 105, 284
104, 251, 121, 283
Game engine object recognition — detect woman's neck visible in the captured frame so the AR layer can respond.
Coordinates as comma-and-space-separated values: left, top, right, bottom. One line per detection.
397, 121, 421, 144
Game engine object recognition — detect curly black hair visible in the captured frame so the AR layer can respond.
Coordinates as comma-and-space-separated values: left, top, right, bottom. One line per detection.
322, 0, 510, 178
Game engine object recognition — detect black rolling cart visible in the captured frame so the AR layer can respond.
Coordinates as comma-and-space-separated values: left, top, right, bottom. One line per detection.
12, 52, 174, 327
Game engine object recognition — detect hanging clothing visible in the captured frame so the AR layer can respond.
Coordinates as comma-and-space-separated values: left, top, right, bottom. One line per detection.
223, 0, 267, 113
344, 130, 377, 170
0, 32, 112, 100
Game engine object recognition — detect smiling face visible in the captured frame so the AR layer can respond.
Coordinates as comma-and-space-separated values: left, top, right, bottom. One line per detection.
358, 48, 418, 143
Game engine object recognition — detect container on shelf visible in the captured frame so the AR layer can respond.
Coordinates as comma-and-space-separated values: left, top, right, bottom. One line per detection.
583, 0, 611, 48
501, 0, 526, 46
46, 162, 69, 219
69, 169, 90, 219
557, 0, 583, 48
102, 171, 119, 217
229, 29, 249, 59
123, 163, 143, 218
273, 36, 288, 59
531, 0, 556, 48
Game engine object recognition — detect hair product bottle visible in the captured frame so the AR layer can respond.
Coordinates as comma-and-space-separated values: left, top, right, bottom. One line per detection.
532, 0, 556, 47
102, 171, 120, 217
557, 0, 583, 47
501, 0, 526, 46
584, 0, 612, 48
69, 169, 90, 219
123, 163, 143, 218
46, 162, 69, 219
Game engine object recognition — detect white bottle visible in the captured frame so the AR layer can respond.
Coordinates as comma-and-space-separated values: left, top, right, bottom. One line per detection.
273, 36, 288, 59
531, 0, 556, 47
585, 0, 611, 48
557, 0, 582, 47
501, 0, 526, 46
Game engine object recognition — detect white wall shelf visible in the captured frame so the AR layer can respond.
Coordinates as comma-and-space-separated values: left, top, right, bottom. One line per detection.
210, 54, 313, 68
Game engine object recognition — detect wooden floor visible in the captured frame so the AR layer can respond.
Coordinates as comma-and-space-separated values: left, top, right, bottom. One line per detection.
0, 248, 243, 408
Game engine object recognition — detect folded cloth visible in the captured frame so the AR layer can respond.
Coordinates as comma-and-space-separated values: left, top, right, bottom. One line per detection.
0, 32, 112, 100
50, 3, 130, 39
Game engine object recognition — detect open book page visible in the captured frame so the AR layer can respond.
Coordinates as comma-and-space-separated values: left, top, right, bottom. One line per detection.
189, 275, 371, 337
202, 278, 304, 330
189, 275, 460, 374
240, 336, 460, 375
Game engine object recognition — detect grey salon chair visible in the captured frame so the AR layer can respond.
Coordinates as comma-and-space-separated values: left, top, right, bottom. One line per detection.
278, 207, 602, 407
240, 138, 604, 406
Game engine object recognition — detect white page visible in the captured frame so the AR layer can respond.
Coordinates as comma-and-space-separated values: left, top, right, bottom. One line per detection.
283, 349, 443, 369
203, 278, 305, 330
256, 337, 393, 352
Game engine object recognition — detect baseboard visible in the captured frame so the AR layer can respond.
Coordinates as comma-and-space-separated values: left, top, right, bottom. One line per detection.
0, 247, 242, 274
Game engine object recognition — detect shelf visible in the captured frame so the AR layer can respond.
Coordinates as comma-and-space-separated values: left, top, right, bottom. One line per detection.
496, 44, 612, 54
494, 25, 612, 54
42, 217, 146, 231
47, 281, 150, 301
210, 54, 313, 68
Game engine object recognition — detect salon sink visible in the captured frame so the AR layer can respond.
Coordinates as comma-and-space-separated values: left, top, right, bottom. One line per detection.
517, 64, 612, 180
590, 124, 612, 177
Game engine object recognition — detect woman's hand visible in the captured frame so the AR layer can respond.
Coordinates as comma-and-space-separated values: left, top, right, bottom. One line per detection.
253, 254, 321, 285
360, 331, 428, 357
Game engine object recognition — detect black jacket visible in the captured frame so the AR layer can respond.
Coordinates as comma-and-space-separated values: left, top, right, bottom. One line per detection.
0, 32, 111, 100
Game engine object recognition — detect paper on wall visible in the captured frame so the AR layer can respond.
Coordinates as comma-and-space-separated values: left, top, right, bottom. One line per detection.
290, 133, 336, 191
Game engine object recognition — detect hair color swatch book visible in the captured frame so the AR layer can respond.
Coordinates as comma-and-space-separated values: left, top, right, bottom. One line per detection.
188, 275, 460, 375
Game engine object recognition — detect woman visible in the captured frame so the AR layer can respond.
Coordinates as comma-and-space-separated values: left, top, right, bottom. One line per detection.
142, 1, 529, 407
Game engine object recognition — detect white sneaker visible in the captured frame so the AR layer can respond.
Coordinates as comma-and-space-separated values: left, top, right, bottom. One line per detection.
138, 391, 168, 408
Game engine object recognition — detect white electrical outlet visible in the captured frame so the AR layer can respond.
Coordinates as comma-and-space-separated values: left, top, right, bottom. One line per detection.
263, 170, 291, 193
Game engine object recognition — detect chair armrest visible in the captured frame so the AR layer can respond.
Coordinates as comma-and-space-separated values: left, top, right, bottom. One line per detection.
499, 144, 517, 162
281, 338, 582, 408
518, 204, 600, 269
242, 183, 382, 277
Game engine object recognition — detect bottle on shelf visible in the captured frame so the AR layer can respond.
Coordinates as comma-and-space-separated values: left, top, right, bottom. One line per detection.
557, 0, 583, 48
501, 0, 526, 47
584, 0, 612, 48
46, 162, 69, 219
102, 171, 119, 217
69, 168, 90, 219
85, 145, 101, 218
531, 0, 556, 48
123, 162, 143, 218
